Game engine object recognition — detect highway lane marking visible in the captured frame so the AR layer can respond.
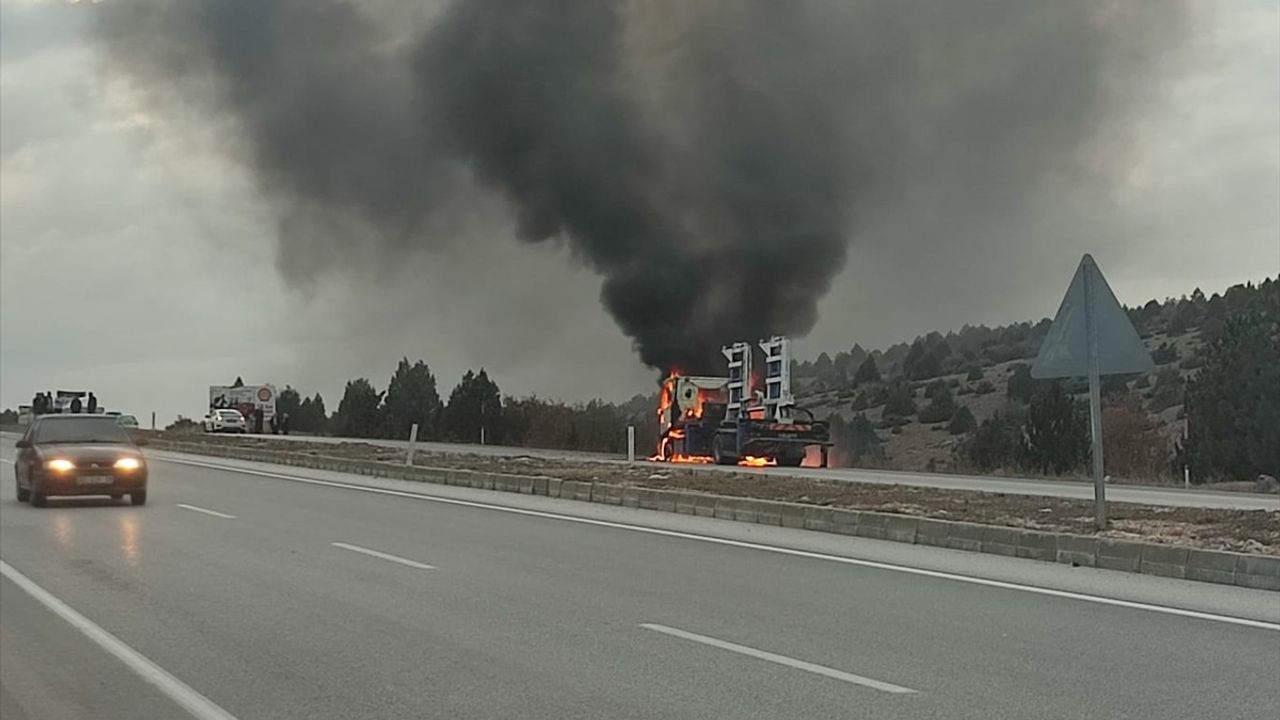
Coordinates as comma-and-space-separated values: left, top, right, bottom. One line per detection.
330, 542, 436, 570
640, 623, 917, 694
0, 559, 240, 720
0, 457, 13, 464
155, 456, 1280, 632
176, 503, 237, 520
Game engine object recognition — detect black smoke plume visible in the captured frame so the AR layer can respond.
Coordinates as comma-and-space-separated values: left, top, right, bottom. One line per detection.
94, 1, 1187, 373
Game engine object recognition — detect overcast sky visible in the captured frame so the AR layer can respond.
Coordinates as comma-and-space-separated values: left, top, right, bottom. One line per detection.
2, 0, 1277, 425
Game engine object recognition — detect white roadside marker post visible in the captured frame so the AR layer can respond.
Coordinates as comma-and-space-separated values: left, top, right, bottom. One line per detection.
406, 423, 418, 467
627, 425, 636, 465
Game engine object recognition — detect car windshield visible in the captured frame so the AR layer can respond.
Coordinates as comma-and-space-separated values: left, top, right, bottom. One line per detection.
218, 410, 242, 419
34, 417, 131, 444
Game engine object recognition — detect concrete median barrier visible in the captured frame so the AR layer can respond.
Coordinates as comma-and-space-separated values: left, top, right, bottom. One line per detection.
148, 440, 1279, 591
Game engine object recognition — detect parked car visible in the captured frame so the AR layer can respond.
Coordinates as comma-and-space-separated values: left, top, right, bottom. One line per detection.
116, 414, 140, 428
203, 408, 248, 433
14, 415, 148, 506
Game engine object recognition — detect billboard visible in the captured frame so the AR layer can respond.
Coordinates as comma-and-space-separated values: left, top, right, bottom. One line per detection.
209, 384, 276, 422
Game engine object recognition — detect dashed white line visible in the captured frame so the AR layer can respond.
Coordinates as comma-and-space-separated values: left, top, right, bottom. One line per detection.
156, 456, 1280, 632
0, 559, 240, 720
331, 542, 436, 570
176, 503, 237, 520
640, 623, 917, 694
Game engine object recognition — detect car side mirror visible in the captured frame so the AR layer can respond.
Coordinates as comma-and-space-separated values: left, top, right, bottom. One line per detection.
15, 439, 31, 449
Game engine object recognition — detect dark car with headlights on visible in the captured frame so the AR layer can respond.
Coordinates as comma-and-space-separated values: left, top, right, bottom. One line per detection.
14, 415, 148, 507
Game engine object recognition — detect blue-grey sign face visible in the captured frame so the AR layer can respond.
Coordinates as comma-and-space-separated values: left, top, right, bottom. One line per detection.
1032, 255, 1154, 379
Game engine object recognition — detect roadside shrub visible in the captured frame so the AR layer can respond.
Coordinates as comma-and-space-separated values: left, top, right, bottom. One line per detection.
974, 380, 996, 395
165, 416, 200, 433
1102, 398, 1170, 482
966, 367, 984, 382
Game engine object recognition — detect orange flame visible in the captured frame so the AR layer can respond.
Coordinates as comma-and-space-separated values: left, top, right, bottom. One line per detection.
738, 456, 776, 467
670, 454, 713, 464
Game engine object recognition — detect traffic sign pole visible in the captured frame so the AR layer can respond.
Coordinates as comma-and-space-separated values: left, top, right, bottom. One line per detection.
1084, 265, 1107, 529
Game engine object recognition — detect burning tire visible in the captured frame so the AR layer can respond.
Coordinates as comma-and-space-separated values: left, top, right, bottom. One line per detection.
777, 454, 804, 468
712, 434, 736, 466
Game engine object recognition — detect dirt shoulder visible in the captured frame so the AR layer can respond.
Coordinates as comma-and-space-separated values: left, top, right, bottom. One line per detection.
151, 431, 1279, 556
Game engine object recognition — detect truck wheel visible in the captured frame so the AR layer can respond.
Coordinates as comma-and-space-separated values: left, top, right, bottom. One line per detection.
712, 435, 736, 466
31, 490, 48, 508
777, 455, 804, 468
131, 490, 147, 506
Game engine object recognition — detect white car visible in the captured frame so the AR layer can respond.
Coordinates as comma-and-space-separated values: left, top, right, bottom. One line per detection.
203, 409, 248, 433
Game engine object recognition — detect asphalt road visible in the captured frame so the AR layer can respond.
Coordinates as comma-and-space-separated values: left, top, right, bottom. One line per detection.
239, 432, 1280, 511
1, 448, 1277, 719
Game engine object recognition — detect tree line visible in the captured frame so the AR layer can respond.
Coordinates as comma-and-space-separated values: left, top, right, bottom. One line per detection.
266, 359, 659, 454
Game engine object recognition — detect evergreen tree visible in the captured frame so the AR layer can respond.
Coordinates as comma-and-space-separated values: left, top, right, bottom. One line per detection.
1021, 382, 1090, 475
1006, 363, 1035, 404
333, 379, 383, 438
852, 355, 881, 385
382, 358, 442, 440
1179, 311, 1280, 482
883, 384, 917, 417
947, 406, 976, 435
442, 369, 503, 443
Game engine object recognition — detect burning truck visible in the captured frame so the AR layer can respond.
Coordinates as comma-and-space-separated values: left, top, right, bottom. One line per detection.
652, 336, 830, 468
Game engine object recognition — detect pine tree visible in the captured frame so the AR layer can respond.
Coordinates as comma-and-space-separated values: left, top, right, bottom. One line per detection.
1021, 382, 1090, 475
852, 355, 881, 385
382, 358, 442, 440
333, 379, 383, 438
1179, 311, 1280, 482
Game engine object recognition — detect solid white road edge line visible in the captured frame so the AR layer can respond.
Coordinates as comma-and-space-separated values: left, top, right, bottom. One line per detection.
154, 456, 1280, 632
331, 542, 436, 570
176, 503, 237, 520
0, 559, 240, 720
640, 623, 917, 694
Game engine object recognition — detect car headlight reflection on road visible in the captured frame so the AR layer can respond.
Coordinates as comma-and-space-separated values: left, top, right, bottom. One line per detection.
46, 458, 75, 472
115, 457, 142, 471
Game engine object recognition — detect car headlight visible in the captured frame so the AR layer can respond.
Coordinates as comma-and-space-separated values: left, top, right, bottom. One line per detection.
115, 457, 142, 471
46, 458, 75, 472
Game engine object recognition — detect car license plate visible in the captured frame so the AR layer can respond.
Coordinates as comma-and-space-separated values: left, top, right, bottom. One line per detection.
77, 475, 114, 486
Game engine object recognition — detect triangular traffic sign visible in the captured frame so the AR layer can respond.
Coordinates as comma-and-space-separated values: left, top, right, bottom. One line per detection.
1031, 255, 1153, 379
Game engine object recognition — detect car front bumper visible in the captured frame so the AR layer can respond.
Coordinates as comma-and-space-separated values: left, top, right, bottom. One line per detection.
35, 471, 148, 496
